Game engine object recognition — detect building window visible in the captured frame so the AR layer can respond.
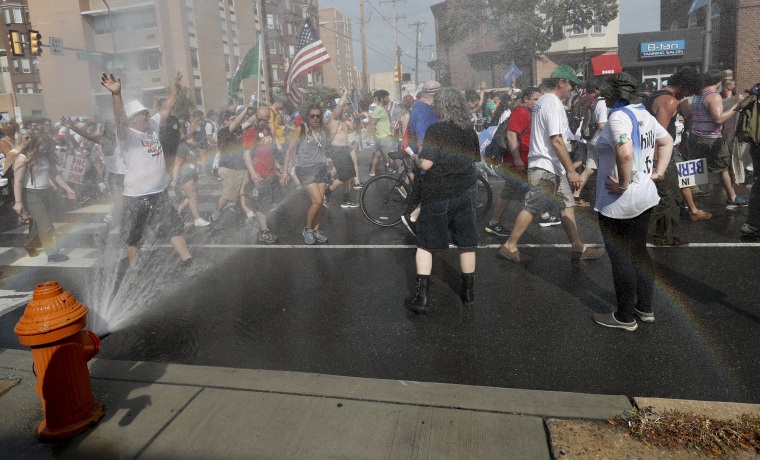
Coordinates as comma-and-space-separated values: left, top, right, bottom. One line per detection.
272, 67, 279, 82
224, 54, 230, 72
195, 88, 203, 105
287, 22, 293, 36
591, 12, 604, 34
228, 0, 234, 6
134, 9, 157, 29
12, 59, 19, 74
307, 72, 313, 86
185, 7, 195, 28
190, 47, 199, 69
21, 58, 30, 73
12, 7, 23, 24
25, 83, 34, 93
267, 14, 274, 29
220, 18, 227, 35
136, 51, 161, 72
289, 45, 295, 58
230, 21, 237, 38
92, 16, 112, 35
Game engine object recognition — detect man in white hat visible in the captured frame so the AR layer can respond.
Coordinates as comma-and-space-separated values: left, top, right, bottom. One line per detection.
100, 71, 193, 270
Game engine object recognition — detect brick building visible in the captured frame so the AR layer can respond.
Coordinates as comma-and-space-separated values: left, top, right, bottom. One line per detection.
735, 0, 760, 92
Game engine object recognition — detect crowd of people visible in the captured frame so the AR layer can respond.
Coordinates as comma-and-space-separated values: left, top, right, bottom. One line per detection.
0, 66, 758, 330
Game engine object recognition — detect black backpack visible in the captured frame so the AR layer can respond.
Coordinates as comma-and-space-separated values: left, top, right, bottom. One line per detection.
568, 94, 596, 134
159, 115, 181, 156
579, 97, 603, 140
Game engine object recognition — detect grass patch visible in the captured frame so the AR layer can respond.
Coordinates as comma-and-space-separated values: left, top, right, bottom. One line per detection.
610, 406, 760, 458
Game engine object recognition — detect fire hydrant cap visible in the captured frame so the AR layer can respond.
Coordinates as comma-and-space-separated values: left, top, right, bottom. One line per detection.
14, 281, 90, 346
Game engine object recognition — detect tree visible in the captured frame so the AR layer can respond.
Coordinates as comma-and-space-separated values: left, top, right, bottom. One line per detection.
171, 87, 195, 118
439, 0, 619, 82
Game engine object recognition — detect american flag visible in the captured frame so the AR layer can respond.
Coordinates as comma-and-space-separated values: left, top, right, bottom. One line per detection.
284, 19, 331, 107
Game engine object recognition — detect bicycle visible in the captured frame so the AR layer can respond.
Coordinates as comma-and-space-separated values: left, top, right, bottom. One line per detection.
360, 158, 492, 227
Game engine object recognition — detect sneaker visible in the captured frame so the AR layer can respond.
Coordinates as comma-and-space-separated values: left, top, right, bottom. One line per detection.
726, 196, 748, 208
302, 228, 316, 245
741, 223, 760, 237
386, 164, 397, 174
47, 253, 69, 263
341, 201, 360, 208
539, 215, 561, 227
77, 196, 91, 205
484, 222, 510, 237
352, 182, 365, 190
593, 312, 638, 331
313, 229, 328, 243
401, 214, 417, 236
103, 214, 113, 223
633, 308, 655, 323
258, 230, 278, 244
194, 217, 211, 227
572, 246, 605, 260
689, 210, 712, 221
396, 186, 408, 199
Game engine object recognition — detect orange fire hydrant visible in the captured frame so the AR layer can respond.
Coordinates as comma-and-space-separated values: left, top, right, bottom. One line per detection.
14, 281, 104, 441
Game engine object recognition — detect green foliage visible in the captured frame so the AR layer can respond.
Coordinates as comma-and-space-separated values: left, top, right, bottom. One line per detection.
297, 85, 340, 110
440, 0, 619, 81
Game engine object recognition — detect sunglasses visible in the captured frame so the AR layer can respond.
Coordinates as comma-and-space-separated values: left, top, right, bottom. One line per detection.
308, 114, 322, 119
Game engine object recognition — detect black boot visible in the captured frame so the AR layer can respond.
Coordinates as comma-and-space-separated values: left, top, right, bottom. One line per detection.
405, 276, 429, 315
460, 273, 475, 305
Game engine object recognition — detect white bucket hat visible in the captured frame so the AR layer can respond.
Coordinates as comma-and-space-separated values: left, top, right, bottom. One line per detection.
124, 100, 149, 119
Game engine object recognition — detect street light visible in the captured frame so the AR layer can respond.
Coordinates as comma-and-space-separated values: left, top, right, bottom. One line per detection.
102, 0, 119, 69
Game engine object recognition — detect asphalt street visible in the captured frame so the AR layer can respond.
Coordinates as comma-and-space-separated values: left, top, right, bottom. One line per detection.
1, 151, 759, 405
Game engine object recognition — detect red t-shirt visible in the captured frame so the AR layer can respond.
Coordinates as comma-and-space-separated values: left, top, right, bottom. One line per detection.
242, 127, 276, 177
505, 105, 531, 165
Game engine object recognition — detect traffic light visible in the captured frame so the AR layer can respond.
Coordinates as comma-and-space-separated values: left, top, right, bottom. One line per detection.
393, 64, 402, 83
7, 30, 23, 56
29, 30, 42, 56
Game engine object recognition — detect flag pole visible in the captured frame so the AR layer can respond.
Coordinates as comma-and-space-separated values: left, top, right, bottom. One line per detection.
329, 60, 357, 111
257, 32, 262, 105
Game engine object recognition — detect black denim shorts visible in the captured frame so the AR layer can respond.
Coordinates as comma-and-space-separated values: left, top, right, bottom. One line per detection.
417, 184, 480, 250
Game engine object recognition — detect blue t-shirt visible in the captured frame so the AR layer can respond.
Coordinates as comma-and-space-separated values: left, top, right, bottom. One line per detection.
407, 101, 439, 153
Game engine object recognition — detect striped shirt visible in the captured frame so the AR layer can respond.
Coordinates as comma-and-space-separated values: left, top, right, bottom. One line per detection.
691, 91, 722, 138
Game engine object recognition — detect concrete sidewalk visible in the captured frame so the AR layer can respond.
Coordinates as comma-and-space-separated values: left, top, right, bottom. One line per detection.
0, 348, 635, 459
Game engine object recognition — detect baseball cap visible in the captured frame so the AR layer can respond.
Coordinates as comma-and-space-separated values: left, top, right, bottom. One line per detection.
124, 100, 149, 119
550, 65, 583, 85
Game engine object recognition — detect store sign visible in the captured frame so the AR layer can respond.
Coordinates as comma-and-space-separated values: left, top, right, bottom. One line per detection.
640, 40, 685, 59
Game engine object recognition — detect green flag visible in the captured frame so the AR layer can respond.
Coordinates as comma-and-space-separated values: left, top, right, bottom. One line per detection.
228, 41, 259, 99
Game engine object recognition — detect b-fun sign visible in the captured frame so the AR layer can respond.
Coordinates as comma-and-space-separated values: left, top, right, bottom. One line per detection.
640, 40, 685, 59
676, 158, 708, 188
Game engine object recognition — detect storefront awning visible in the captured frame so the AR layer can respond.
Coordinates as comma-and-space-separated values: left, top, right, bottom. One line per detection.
591, 54, 622, 76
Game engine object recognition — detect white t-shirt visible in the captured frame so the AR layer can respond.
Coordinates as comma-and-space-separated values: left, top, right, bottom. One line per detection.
119, 113, 168, 196
594, 104, 669, 219
588, 99, 609, 146
528, 92, 570, 176
104, 144, 127, 175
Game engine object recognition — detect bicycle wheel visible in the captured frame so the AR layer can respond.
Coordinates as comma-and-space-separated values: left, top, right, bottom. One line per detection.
360, 175, 411, 226
475, 174, 493, 221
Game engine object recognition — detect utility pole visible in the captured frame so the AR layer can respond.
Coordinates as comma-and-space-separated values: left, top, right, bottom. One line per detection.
702, 0, 713, 72
380, 0, 405, 99
410, 21, 426, 86
257, 0, 271, 103
360, 0, 368, 94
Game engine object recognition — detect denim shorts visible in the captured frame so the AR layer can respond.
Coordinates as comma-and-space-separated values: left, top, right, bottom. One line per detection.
295, 163, 328, 187
121, 190, 184, 246
417, 184, 480, 250
523, 167, 574, 215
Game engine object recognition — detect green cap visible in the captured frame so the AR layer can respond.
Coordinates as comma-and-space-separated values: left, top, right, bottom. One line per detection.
550, 65, 583, 84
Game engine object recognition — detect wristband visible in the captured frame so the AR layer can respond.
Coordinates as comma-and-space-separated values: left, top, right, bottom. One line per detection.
618, 185, 628, 190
